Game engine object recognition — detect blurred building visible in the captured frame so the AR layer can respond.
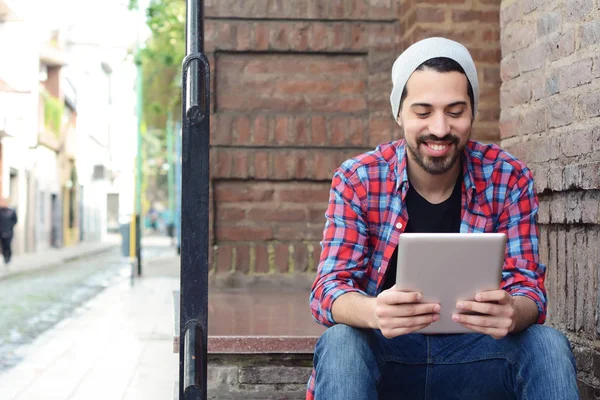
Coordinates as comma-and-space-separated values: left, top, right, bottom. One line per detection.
0, 0, 40, 254
0, 0, 137, 253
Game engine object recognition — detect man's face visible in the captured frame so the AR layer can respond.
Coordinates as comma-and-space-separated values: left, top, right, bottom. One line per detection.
397, 69, 473, 175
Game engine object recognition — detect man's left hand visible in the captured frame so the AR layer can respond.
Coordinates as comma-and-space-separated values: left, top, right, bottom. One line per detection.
452, 290, 516, 339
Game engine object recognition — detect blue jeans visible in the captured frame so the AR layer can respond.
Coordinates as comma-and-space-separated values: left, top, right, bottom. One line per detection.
312, 324, 579, 399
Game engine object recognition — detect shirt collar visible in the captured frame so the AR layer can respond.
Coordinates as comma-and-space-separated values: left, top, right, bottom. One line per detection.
394, 139, 478, 202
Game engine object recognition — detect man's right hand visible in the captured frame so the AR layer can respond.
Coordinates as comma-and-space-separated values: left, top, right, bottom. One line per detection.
374, 286, 441, 338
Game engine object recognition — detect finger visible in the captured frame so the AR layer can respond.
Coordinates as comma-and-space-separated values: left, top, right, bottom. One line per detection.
382, 323, 432, 339
379, 290, 423, 305
377, 303, 441, 318
456, 301, 512, 317
380, 313, 440, 331
475, 290, 510, 303
452, 313, 512, 330
457, 322, 510, 339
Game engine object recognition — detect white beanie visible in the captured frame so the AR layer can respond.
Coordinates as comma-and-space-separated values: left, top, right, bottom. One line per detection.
390, 37, 479, 119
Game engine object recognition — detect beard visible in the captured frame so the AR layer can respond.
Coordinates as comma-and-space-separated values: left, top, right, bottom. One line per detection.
405, 133, 464, 175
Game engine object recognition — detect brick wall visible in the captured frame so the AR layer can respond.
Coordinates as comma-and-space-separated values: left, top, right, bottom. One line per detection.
399, 0, 502, 142
206, 0, 500, 277
499, 0, 600, 396
205, 0, 400, 275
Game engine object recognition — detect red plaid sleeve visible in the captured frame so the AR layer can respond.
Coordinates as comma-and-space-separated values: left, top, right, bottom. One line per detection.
497, 168, 547, 324
309, 169, 370, 327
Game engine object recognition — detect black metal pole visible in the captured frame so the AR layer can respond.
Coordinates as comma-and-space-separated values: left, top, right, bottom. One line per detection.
179, 0, 209, 399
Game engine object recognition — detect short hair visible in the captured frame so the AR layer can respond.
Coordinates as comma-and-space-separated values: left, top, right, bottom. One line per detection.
398, 57, 475, 117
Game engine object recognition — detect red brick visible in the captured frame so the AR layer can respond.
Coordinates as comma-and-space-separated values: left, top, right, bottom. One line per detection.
254, 151, 269, 179
480, 10, 499, 23
212, 115, 232, 145
252, 115, 269, 145
482, 28, 500, 42
348, 118, 366, 146
418, 0, 465, 3
274, 243, 289, 273
254, 244, 269, 273
247, 207, 307, 223
416, 6, 446, 23
289, 23, 309, 51
293, 117, 309, 145
231, 151, 249, 179
293, 243, 310, 272
309, 22, 328, 51
277, 185, 331, 203
214, 149, 233, 178
277, 225, 324, 241
295, 156, 308, 180
369, 0, 394, 19
331, 23, 349, 49
236, 22, 251, 50
311, 116, 327, 146
350, 23, 367, 50
308, 207, 327, 224
369, 117, 393, 147
215, 22, 235, 50
216, 226, 274, 241
233, 116, 251, 145
329, 0, 345, 18
254, 24, 268, 50
272, 153, 290, 179
216, 244, 233, 273
312, 152, 333, 180
330, 118, 347, 146
214, 183, 274, 202
471, 48, 501, 64
339, 79, 367, 94
234, 244, 250, 273
216, 206, 246, 222
483, 66, 501, 85
269, 23, 290, 50
274, 116, 290, 145
346, 0, 367, 18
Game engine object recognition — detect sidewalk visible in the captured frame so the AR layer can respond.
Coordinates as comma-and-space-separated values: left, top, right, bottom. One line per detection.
0, 240, 180, 400
0, 234, 121, 281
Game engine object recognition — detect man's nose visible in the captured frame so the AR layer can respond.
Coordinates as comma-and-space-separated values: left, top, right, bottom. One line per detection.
428, 113, 451, 137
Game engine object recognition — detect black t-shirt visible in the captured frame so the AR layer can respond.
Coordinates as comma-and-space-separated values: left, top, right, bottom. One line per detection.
382, 173, 463, 290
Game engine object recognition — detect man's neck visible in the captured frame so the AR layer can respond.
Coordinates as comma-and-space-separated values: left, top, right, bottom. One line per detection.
406, 157, 461, 204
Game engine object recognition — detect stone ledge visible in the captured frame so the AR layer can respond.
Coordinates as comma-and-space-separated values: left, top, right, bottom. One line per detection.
208, 336, 319, 354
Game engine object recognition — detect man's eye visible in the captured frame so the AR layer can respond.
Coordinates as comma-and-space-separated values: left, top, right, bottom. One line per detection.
448, 111, 463, 117
416, 112, 430, 117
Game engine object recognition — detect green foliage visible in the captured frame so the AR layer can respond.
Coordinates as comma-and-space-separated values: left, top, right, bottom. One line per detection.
41, 90, 64, 137
137, 0, 185, 207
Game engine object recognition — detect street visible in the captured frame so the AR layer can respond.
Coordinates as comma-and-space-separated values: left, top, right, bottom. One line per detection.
0, 237, 175, 373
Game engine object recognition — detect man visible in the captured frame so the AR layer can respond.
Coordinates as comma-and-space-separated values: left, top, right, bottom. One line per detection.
0, 198, 17, 264
307, 38, 579, 399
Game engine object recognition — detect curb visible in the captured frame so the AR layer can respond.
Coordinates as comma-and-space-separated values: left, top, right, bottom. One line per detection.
0, 244, 119, 282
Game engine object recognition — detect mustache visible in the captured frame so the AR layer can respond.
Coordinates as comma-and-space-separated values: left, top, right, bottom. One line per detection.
417, 134, 459, 145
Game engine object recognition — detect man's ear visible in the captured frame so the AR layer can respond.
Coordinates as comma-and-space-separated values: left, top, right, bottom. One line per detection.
396, 114, 403, 128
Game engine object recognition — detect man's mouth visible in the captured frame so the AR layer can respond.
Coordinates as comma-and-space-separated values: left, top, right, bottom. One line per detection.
425, 142, 450, 151
422, 141, 453, 156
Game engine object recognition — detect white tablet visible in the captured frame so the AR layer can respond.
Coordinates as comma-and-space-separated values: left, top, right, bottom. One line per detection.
395, 233, 507, 334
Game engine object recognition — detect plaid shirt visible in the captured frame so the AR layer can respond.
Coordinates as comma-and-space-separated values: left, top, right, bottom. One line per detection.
306, 139, 546, 399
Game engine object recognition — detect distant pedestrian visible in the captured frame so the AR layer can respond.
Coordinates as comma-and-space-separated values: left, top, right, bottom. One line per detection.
0, 198, 17, 264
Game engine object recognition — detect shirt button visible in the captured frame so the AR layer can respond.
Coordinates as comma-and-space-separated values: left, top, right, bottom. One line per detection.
396, 222, 403, 229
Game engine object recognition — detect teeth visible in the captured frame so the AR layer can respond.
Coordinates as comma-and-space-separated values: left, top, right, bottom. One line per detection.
428, 143, 448, 151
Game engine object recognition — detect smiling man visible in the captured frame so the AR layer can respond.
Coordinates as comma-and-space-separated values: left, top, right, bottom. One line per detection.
307, 38, 579, 399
